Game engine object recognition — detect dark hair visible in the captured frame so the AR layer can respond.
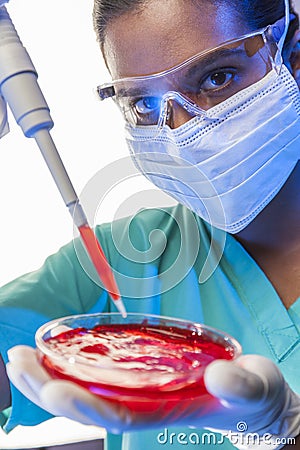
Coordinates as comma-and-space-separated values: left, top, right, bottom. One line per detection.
93, 0, 299, 48
93, 0, 147, 46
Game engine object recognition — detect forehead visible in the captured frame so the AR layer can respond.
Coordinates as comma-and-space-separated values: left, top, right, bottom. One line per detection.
103, 0, 249, 79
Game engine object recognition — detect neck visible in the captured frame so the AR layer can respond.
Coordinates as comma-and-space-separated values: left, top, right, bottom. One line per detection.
235, 162, 300, 309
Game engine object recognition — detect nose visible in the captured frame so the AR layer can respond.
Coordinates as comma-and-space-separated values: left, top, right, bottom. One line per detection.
166, 100, 195, 129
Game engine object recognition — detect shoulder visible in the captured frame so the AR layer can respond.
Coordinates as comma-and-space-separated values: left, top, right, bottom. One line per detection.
94, 204, 228, 279
97, 203, 204, 245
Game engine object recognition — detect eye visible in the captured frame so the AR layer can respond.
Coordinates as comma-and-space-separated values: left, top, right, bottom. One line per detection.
201, 70, 235, 91
134, 96, 161, 115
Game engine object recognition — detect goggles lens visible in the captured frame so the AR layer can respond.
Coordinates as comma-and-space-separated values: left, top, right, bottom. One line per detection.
97, 27, 279, 127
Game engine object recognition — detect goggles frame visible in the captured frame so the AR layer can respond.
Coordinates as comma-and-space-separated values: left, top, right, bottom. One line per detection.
96, 15, 290, 129
97, 21, 286, 100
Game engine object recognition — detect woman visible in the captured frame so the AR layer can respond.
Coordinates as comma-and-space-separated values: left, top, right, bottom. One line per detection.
1, 0, 300, 449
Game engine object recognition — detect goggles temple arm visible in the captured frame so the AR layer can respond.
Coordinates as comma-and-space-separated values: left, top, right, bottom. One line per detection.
97, 84, 115, 101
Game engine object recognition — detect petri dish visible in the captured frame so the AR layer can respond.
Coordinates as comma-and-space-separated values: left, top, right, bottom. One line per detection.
36, 313, 242, 415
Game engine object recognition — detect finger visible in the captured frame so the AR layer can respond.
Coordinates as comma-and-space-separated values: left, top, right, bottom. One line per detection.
204, 359, 266, 405
234, 354, 283, 389
7, 345, 37, 363
6, 362, 45, 408
40, 380, 129, 432
234, 354, 286, 409
6, 346, 52, 409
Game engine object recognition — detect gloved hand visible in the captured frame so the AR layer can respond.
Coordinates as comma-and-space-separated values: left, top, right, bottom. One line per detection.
6, 346, 300, 448
204, 356, 300, 449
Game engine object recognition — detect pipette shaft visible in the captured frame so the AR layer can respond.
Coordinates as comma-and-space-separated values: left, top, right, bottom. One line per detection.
34, 129, 126, 316
0, 6, 126, 316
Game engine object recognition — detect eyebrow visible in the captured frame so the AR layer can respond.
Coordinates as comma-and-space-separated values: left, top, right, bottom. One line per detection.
184, 48, 247, 78
116, 47, 249, 98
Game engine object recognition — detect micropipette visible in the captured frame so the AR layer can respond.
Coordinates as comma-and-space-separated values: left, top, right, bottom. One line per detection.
0, 5, 126, 317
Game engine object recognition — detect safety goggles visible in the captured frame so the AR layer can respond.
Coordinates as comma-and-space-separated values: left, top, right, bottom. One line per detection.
97, 24, 283, 130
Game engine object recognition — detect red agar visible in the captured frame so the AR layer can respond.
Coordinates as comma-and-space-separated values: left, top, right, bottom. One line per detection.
41, 322, 235, 414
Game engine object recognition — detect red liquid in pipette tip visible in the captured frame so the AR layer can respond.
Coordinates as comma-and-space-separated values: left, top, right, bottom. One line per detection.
78, 224, 126, 317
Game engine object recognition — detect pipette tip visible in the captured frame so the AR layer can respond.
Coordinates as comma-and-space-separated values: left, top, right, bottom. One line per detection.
114, 297, 127, 318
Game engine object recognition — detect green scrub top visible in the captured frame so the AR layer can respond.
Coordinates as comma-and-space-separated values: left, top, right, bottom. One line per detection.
0, 204, 299, 450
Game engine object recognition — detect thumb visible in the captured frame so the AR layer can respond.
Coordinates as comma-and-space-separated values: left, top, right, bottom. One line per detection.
204, 356, 268, 405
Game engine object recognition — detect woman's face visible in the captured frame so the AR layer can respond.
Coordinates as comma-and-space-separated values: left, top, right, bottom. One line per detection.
102, 0, 261, 127
103, 0, 249, 80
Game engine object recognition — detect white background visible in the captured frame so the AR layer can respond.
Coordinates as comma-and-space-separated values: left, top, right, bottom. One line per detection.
0, 0, 150, 286
0, 0, 299, 447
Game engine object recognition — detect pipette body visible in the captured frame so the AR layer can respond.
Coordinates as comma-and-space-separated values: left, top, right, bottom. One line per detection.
0, 6, 126, 316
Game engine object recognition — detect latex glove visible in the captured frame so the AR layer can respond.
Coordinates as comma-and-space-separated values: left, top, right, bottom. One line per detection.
204, 356, 300, 449
6, 347, 300, 448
